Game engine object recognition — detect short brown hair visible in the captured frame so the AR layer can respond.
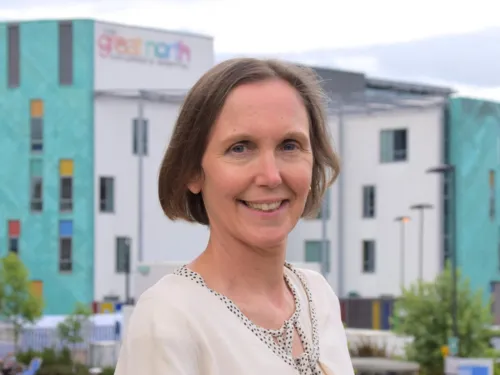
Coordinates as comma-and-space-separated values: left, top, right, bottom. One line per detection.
158, 58, 340, 225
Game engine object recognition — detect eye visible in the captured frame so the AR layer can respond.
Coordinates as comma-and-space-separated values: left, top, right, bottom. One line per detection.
281, 140, 300, 151
229, 142, 249, 154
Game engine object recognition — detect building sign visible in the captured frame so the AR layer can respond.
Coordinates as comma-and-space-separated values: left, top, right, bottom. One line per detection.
97, 29, 191, 67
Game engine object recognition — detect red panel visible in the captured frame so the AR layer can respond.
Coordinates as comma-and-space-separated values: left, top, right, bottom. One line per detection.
8, 220, 20, 237
92, 301, 99, 314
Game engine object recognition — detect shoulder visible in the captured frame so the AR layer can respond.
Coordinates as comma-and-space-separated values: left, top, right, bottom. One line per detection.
290, 266, 339, 303
116, 274, 203, 375
288, 266, 342, 325
126, 273, 202, 339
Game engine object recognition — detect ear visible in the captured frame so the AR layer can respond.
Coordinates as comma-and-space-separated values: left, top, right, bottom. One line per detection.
187, 172, 203, 194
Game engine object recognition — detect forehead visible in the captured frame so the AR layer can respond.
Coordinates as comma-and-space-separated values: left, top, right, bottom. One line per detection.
210, 79, 309, 139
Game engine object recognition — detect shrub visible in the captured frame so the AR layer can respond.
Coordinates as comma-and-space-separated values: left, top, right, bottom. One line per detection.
349, 336, 389, 357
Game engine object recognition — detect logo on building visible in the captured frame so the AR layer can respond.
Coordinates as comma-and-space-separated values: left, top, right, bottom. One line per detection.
97, 29, 191, 67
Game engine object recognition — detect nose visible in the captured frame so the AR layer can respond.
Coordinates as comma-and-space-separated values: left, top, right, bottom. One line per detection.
255, 151, 282, 188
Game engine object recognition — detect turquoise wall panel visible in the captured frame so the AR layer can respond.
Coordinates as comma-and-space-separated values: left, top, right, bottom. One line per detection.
449, 97, 500, 299
0, 20, 95, 315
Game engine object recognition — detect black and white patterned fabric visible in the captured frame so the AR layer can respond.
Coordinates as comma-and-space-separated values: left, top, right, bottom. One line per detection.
174, 263, 322, 375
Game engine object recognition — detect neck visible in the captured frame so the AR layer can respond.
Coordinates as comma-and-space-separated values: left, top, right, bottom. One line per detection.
190, 229, 288, 297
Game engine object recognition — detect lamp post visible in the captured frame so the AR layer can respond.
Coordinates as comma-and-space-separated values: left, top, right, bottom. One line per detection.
427, 164, 458, 342
394, 216, 411, 291
410, 203, 434, 282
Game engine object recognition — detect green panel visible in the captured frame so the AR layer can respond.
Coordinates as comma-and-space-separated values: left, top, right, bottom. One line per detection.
449, 97, 500, 300
0, 20, 95, 314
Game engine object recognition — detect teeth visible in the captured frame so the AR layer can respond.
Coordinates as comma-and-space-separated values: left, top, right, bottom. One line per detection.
246, 201, 282, 212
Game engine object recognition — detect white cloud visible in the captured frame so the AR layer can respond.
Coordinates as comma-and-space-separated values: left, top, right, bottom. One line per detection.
1, 0, 499, 54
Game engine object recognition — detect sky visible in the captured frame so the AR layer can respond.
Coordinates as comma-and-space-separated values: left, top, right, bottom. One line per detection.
1, 0, 499, 99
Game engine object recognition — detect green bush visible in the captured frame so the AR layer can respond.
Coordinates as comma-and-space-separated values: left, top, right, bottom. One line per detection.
16, 347, 75, 371
38, 363, 89, 375
100, 367, 115, 375
349, 336, 389, 357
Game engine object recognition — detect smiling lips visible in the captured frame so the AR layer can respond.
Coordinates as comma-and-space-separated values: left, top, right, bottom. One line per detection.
239, 200, 288, 212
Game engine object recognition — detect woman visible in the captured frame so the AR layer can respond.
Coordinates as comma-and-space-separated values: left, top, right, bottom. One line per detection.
115, 58, 354, 375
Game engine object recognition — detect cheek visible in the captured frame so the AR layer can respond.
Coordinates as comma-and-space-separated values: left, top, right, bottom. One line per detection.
282, 161, 313, 197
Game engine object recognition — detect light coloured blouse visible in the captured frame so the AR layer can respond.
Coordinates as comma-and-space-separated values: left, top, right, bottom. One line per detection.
115, 264, 354, 375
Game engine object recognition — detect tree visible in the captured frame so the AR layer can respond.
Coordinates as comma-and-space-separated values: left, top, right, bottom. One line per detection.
392, 264, 493, 375
0, 253, 44, 351
57, 302, 92, 350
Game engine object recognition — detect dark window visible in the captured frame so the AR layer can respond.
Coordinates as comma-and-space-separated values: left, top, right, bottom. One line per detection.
380, 129, 408, 163
133, 118, 149, 156
116, 237, 131, 273
59, 237, 72, 272
362, 185, 376, 218
30, 118, 43, 151
490, 170, 495, 221
100, 177, 115, 212
9, 237, 19, 254
7, 24, 20, 88
30, 176, 43, 212
59, 21, 73, 85
362, 240, 375, 273
60, 177, 73, 211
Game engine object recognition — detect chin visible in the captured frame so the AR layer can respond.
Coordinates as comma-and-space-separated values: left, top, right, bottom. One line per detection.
244, 227, 290, 250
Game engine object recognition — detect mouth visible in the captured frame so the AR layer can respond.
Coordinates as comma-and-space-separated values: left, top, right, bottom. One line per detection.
238, 200, 288, 212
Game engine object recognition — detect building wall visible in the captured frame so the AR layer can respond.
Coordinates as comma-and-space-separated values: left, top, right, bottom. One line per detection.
449, 97, 500, 298
93, 98, 210, 301
93, 21, 214, 91
288, 105, 444, 297
0, 20, 95, 314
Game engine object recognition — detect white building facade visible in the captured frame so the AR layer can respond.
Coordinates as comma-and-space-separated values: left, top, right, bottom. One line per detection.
287, 101, 446, 298
90, 22, 450, 303
92, 21, 214, 303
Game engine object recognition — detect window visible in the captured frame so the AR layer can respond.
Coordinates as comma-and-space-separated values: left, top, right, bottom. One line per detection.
59, 21, 73, 85
362, 185, 375, 218
362, 240, 375, 273
7, 24, 20, 88
30, 159, 43, 212
380, 129, 407, 163
314, 188, 331, 219
30, 100, 44, 152
490, 170, 495, 221
99, 177, 114, 212
305, 240, 330, 273
59, 159, 73, 212
59, 220, 73, 272
133, 118, 149, 156
7, 220, 20, 254
116, 237, 131, 273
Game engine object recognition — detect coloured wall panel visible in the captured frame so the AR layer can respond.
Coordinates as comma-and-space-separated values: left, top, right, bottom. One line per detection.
0, 20, 95, 314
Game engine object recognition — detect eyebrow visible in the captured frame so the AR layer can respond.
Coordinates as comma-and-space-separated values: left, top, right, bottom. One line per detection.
221, 130, 310, 146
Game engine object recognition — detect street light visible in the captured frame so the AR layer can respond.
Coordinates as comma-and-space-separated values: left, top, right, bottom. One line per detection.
410, 203, 434, 282
394, 216, 411, 291
427, 164, 458, 344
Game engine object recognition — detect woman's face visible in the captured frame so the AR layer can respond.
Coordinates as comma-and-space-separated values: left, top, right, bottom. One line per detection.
188, 79, 313, 249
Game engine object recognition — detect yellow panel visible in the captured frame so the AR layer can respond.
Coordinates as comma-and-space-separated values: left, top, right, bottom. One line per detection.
372, 300, 380, 330
100, 302, 114, 313
30, 99, 44, 118
59, 159, 74, 176
30, 280, 43, 299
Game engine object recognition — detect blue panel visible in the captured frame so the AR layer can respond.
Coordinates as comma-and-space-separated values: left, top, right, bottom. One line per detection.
59, 220, 73, 237
0, 20, 95, 314
449, 98, 500, 302
381, 300, 392, 330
